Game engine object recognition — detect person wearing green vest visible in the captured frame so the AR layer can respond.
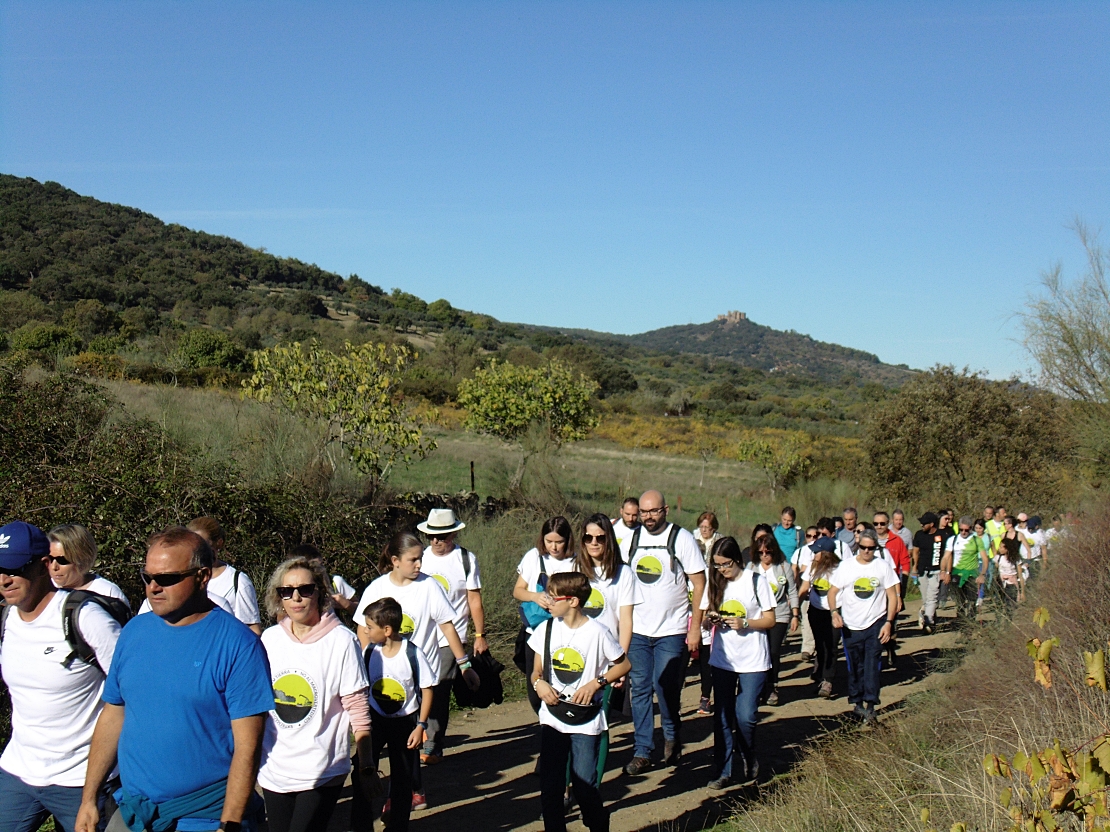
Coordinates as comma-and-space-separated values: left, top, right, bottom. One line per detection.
943, 517, 987, 622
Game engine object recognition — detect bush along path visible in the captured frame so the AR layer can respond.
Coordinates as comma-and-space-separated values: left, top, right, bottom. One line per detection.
328, 597, 961, 832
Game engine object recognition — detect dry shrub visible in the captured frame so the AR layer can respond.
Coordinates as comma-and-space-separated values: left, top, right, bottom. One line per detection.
724, 505, 1110, 832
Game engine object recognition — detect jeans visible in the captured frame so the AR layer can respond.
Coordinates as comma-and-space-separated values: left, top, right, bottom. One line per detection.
710, 666, 765, 781
807, 606, 839, 684
842, 617, 885, 706
627, 634, 687, 759
985, 559, 997, 595
920, 572, 942, 624
424, 646, 457, 756
0, 768, 86, 832
765, 621, 789, 692
262, 785, 343, 832
540, 726, 607, 832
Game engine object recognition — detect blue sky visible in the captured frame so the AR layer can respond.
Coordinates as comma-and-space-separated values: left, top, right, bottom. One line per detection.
2, 1, 1108, 378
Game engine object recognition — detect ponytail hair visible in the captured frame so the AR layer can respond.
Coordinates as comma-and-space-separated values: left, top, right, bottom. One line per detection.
378, 531, 423, 574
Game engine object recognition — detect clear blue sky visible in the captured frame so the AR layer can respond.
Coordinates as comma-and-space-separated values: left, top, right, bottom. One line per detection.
3, 2, 1108, 378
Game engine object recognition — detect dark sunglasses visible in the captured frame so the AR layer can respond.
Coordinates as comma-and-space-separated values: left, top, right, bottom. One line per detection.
140, 568, 200, 587
804, 533, 818, 540
0, 559, 41, 579
874, 521, 888, 527
277, 584, 318, 600
582, 534, 606, 544
45, 554, 72, 566
428, 534, 452, 541
858, 545, 878, 552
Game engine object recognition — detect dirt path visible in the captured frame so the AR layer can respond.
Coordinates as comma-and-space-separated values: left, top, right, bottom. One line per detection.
338, 599, 961, 832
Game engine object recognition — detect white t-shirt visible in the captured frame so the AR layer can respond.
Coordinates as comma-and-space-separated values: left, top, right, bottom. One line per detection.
701, 571, 775, 674
65, 575, 130, 608
830, 556, 899, 631
138, 589, 234, 616
257, 623, 368, 793
516, 548, 577, 633
618, 523, 707, 638
527, 617, 624, 736
208, 565, 262, 626
354, 573, 456, 683
422, 545, 482, 647
792, 544, 814, 573
582, 562, 642, 643
610, 519, 638, 549
0, 591, 121, 787
366, 639, 436, 718
331, 575, 357, 600
801, 562, 837, 611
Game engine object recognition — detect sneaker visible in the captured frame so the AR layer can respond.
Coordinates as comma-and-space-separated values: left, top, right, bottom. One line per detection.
420, 752, 442, 765
800, 651, 815, 662
742, 757, 760, 784
412, 792, 427, 811
664, 740, 682, 765
851, 703, 868, 721
861, 704, 877, 724
818, 681, 833, 699
766, 688, 780, 706
697, 696, 713, 715
707, 775, 732, 791
624, 756, 653, 776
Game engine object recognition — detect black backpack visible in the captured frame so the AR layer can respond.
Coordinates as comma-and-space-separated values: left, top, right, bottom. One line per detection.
627, 524, 684, 584
0, 589, 132, 672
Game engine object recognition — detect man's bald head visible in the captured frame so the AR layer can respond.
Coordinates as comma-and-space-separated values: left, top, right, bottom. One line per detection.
639, 490, 667, 533
640, 490, 665, 509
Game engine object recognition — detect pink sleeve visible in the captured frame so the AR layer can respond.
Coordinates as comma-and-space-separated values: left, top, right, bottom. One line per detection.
341, 689, 371, 734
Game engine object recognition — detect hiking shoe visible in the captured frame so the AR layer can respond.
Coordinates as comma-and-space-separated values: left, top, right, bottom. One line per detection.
742, 758, 760, 784
420, 752, 442, 765
851, 703, 868, 721
664, 740, 682, 765
412, 792, 427, 811
766, 688, 780, 706
624, 756, 653, 776
707, 776, 732, 791
817, 681, 833, 699
697, 696, 713, 715
861, 704, 877, 724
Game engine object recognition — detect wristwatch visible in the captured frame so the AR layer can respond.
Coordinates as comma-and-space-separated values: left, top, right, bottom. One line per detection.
218, 823, 241, 832
595, 675, 609, 688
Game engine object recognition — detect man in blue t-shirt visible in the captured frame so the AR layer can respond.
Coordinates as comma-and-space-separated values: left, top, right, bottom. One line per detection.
76, 528, 272, 832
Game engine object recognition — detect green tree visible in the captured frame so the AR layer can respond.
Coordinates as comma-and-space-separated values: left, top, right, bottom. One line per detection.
175, 328, 247, 370
242, 340, 435, 495
862, 365, 1069, 509
62, 299, 121, 340
9, 323, 82, 356
732, 429, 813, 498
456, 359, 599, 489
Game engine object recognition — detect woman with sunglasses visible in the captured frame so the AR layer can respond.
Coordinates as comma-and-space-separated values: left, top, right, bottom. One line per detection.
798, 536, 841, 699
747, 535, 798, 706
46, 524, 129, 607
701, 537, 776, 789
258, 556, 376, 832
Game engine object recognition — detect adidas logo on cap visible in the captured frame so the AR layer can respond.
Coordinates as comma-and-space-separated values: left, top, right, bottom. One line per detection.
0, 534, 9, 549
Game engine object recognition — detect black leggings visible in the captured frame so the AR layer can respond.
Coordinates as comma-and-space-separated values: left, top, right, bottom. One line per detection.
808, 606, 840, 684
697, 641, 713, 699
765, 621, 789, 690
263, 785, 343, 832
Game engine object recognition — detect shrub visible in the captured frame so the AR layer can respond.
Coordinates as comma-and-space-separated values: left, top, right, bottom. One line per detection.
8, 323, 82, 355
70, 351, 126, 379
174, 327, 247, 370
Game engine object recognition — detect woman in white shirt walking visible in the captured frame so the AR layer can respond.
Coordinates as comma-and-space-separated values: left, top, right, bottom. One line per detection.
46, 524, 129, 606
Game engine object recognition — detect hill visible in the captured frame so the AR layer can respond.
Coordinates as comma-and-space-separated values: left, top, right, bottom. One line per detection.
0, 174, 912, 434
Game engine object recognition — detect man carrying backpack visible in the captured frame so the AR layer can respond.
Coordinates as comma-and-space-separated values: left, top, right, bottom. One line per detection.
618, 490, 706, 775
0, 520, 124, 832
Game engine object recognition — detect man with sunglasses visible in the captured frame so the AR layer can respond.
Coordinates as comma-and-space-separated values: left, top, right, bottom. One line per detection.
76, 527, 273, 832
0, 521, 122, 832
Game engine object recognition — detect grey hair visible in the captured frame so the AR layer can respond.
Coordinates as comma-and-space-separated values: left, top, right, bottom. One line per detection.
264, 556, 332, 621
858, 529, 880, 546
959, 515, 974, 528
47, 524, 98, 574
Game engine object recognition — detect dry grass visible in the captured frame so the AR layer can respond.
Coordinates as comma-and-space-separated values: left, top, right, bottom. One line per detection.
719, 508, 1110, 832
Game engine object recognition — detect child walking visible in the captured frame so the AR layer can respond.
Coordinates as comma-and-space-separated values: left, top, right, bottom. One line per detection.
530, 572, 631, 832
361, 598, 435, 832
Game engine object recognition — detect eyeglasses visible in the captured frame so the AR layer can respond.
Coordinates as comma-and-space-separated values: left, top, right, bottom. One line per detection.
0, 560, 39, 579
640, 507, 666, 517
804, 533, 817, 540
428, 534, 452, 541
277, 584, 318, 600
548, 595, 576, 602
713, 560, 738, 570
874, 521, 888, 527
959, 527, 972, 533
140, 568, 200, 587
858, 545, 878, 552
582, 534, 606, 544
45, 554, 72, 566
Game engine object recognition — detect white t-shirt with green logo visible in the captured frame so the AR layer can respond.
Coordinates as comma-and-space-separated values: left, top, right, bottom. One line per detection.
618, 523, 706, 638
527, 617, 624, 736
365, 639, 436, 719
354, 574, 455, 684
583, 563, 642, 641
422, 545, 482, 647
830, 556, 899, 631
258, 623, 368, 793
801, 563, 836, 611
700, 571, 775, 674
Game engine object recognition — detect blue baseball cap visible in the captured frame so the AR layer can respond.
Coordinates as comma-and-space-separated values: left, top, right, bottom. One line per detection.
810, 536, 836, 554
0, 521, 50, 569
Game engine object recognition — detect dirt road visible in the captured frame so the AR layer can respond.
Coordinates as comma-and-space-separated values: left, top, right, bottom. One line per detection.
337, 599, 960, 832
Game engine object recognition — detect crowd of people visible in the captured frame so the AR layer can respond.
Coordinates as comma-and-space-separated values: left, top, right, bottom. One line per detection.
0, 498, 1063, 832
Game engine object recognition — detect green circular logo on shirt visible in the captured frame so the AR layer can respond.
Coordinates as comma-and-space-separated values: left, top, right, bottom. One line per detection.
720, 600, 747, 618
551, 647, 586, 684
431, 574, 450, 594
273, 671, 316, 725
400, 613, 415, 637
813, 577, 831, 597
634, 555, 664, 584
583, 588, 605, 619
372, 677, 407, 715
853, 577, 880, 599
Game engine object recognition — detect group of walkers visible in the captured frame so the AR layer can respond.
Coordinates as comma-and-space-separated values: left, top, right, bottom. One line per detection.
0, 497, 1061, 832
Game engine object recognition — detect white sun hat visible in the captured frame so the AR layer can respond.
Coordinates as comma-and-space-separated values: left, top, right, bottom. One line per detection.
417, 508, 466, 535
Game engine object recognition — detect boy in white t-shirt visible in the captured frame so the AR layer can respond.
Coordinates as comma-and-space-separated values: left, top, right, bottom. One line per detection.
361, 598, 435, 832
529, 573, 631, 832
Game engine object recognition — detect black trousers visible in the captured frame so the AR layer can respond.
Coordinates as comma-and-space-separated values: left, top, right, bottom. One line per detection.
765, 621, 789, 691
262, 785, 343, 832
808, 606, 840, 684
351, 713, 420, 832
697, 641, 713, 698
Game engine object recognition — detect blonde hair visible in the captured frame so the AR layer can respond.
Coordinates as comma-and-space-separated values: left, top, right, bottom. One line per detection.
47, 524, 98, 574
186, 516, 225, 547
264, 556, 332, 621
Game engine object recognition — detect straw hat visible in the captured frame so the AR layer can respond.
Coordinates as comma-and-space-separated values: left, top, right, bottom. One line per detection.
417, 508, 466, 535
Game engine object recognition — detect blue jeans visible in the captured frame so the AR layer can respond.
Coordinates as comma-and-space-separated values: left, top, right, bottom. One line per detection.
710, 666, 765, 780
627, 634, 687, 759
842, 617, 885, 706
540, 726, 607, 832
0, 767, 85, 832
